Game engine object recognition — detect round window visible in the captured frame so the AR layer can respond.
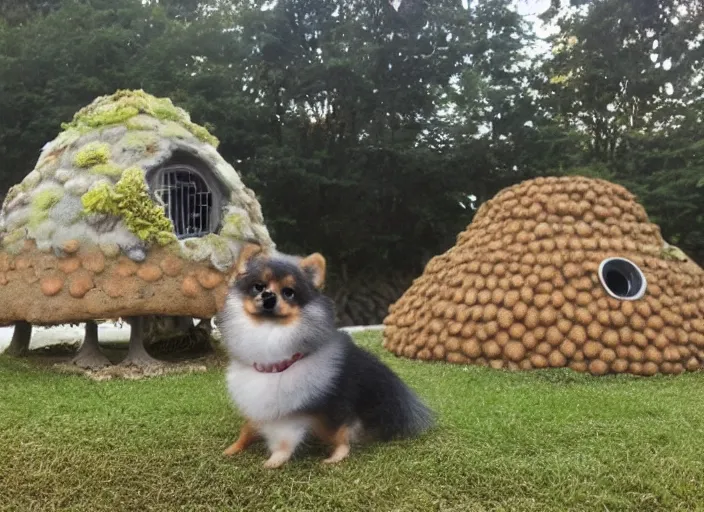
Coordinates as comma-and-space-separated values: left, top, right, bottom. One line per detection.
597, 257, 647, 301
150, 163, 218, 238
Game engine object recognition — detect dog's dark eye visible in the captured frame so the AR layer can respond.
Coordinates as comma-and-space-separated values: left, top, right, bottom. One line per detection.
252, 283, 265, 294
281, 287, 295, 300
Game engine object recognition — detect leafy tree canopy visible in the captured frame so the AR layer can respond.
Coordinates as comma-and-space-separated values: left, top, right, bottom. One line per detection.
0, 0, 702, 275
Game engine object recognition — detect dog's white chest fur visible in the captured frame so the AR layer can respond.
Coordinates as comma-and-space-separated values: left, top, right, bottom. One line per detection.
221, 309, 343, 422
225, 355, 335, 421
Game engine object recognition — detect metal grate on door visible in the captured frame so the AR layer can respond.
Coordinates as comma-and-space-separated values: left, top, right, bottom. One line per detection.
152, 165, 214, 238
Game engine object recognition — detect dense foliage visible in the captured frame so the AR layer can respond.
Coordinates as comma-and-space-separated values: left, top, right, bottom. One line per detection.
1, 0, 702, 276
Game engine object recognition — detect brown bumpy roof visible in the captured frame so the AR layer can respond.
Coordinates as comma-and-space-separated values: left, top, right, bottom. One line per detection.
382, 176, 704, 376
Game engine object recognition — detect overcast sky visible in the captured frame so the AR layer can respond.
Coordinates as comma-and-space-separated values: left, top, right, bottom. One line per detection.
515, 0, 558, 36
457, 0, 560, 58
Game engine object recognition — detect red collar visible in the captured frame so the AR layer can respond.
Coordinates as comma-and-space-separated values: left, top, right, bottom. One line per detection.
253, 353, 304, 373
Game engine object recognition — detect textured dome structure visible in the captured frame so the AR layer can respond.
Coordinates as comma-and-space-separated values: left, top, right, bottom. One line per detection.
0, 90, 274, 368
383, 176, 704, 376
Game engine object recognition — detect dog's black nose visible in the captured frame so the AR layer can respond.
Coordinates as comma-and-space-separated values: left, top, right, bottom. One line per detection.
261, 291, 277, 311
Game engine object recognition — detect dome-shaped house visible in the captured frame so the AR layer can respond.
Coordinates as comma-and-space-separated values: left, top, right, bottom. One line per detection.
0, 90, 274, 369
383, 176, 704, 376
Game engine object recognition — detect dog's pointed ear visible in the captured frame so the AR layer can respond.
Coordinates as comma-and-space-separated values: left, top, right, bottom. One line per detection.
299, 252, 326, 289
234, 242, 263, 277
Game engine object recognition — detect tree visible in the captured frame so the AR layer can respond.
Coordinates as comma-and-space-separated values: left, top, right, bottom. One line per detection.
0, 0, 169, 188
228, 0, 539, 274
535, 0, 704, 263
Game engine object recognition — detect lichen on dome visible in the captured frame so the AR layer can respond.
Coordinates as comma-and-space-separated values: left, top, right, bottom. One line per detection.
383, 175, 704, 377
73, 141, 112, 168
80, 167, 177, 247
60, 89, 219, 148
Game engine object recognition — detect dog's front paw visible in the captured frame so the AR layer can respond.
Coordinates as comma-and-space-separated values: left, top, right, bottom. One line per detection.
263, 451, 291, 469
222, 445, 243, 457
223, 439, 251, 457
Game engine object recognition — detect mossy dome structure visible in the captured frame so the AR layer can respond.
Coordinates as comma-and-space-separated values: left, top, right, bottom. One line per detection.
383, 176, 704, 376
0, 90, 274, 368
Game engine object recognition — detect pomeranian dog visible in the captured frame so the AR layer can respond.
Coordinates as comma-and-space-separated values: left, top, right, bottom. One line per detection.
215, 243, 434, 469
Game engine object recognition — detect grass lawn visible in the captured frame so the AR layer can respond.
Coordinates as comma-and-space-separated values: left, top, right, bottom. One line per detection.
1, 331, 704, 511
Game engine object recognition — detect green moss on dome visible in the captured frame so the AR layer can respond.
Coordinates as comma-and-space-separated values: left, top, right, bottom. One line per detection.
80, 167, 176, 246
204, 233, 234, 269
78, 104, 139, 130
122, 131, 159, 151
152, 103, 184, 122
61, 89, 220, 148
27, 188, 63, 230
221, 212, 244, 238
160, 121, 193, 140
125, 116, 158, 131
186, 122, 219, 147
73, 142, 111, 168
2, 228, 25, 252
202, 233, 229, 251
179, 237, 211, 262
32, 188, 64, 211
176, 233, 234, 269
61, 89, 219, 148
27, 210, 48, 229
88, 162, 123, 177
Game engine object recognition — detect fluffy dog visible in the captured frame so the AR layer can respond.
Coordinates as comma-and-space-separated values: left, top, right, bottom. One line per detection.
216, 244, 434, 468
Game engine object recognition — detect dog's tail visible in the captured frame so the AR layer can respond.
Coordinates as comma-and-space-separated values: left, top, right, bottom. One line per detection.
376, 376, 435, 441
347, 339, 435, 441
